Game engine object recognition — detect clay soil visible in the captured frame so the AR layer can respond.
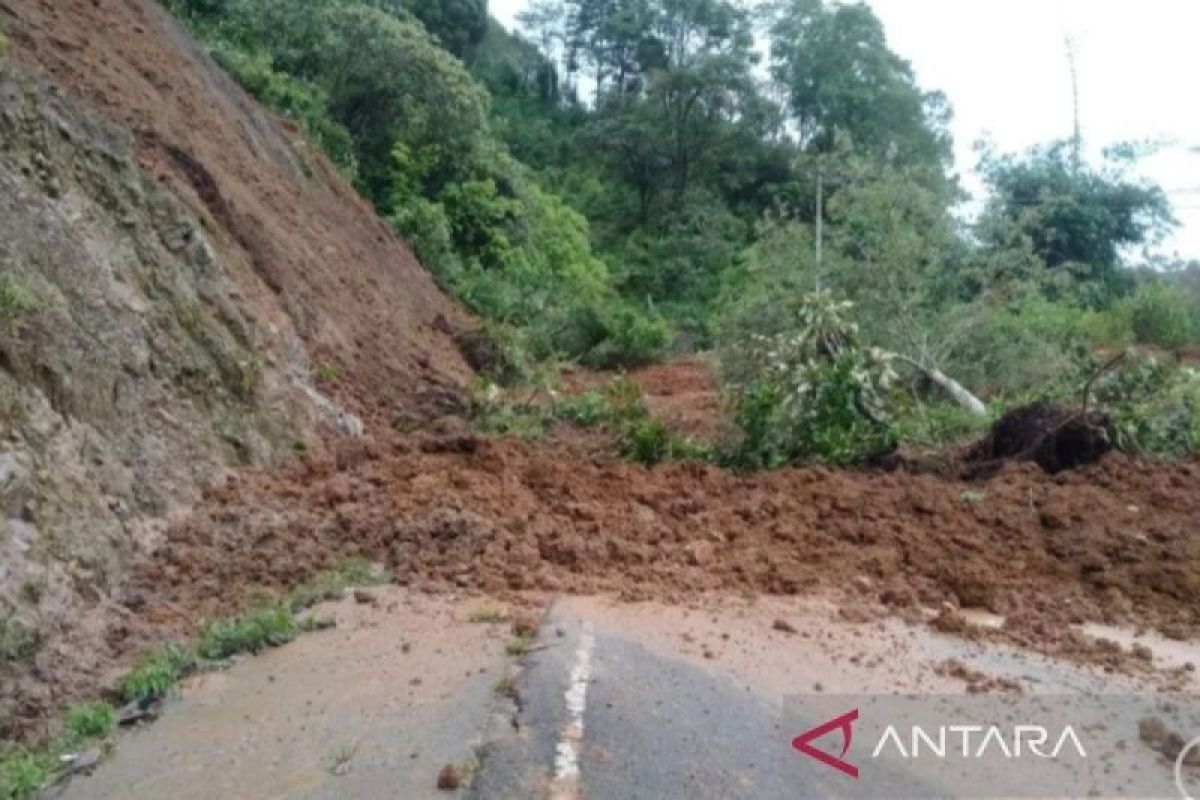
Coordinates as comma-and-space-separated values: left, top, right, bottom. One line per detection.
9, 357, 1199, 737
2, 0, 1198, 742
133, 359, 1198, 646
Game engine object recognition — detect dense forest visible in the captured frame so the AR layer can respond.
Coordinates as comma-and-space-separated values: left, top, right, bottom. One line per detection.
161, 0, 1200, 464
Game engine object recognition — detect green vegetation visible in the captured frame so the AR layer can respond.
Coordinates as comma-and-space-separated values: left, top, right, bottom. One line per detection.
0, 700, 117, 800
313, 361, 343, 383
468, 608, 509, 624
1, 561, 391, 798
472, 376, 710, 465
288, 559, 392, 610
122, 643, 196, 703
197, 603, 297, 660
0, 748, 51, 800
0, 278, 34, 326
157, 0, 1199, 465
506, 634, 534, 657
160, 0, 668, 368
64, 702, 115, 740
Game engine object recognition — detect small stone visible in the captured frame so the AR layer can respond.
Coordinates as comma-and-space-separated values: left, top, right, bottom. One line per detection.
772, 619, 797, 634
437, 763, 463, 790
353, 589, 378, 605
511, 614, 539, 638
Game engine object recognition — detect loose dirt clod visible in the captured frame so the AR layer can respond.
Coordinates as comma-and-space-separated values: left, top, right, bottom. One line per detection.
971, 402, 1112, 475
436, 763, 463, 790
1138, 716, 1200, 764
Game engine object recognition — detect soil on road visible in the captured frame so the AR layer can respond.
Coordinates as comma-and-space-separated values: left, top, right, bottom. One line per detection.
59, 590, 1200, 799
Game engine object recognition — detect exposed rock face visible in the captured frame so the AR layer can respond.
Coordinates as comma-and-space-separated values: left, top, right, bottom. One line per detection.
0, 65, 311, 727
0, 0, 471, 732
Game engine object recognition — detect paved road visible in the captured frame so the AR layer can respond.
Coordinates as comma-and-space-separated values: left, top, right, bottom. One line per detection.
57, 592, 1196, 799
471, 597, 1180, 800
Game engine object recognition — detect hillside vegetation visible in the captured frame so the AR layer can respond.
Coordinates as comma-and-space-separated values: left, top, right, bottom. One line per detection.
162, 0, 1200, 465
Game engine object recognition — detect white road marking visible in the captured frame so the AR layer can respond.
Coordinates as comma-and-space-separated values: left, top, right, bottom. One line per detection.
551, 623, 596, 799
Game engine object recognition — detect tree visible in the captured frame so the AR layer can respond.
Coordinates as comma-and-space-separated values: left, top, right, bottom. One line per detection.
367, 0, 488, 57
977, 141, 1177, 304
767, 0, 951, 171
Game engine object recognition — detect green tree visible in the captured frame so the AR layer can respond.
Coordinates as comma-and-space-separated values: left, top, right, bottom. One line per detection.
977, 141, 1176, 304
767, 0, 951, 170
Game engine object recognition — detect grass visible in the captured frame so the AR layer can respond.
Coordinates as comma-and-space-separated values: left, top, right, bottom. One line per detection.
506, 635, 534, 657
63, 702, 115, 740
468, 608, 509, 624
473, 377, 716, 467
122, 643, 196, 703
0, 278, 33, 325
493, 674, 519, 700
314, 362, 343, 383
288, 559, 393, 611
0, 701, 117, 799
327, 741, 358, 776
1, 561, 395, 798
0, 748, 52, 800
197, 603, 297, 661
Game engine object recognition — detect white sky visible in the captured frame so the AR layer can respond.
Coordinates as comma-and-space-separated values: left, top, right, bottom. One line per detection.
489, 0, 1200, 260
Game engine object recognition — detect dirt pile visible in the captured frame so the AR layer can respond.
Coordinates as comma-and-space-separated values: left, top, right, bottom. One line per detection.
128, 426, 1197, 650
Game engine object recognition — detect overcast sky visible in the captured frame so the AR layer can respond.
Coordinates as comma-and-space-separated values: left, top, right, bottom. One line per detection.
489, 0, 1200, 260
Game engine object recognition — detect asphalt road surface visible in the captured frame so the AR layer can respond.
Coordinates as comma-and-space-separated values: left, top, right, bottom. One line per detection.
58, 591, 1198, 799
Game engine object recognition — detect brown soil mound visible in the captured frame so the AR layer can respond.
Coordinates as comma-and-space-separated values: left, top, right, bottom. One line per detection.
120, 428, 1197, 649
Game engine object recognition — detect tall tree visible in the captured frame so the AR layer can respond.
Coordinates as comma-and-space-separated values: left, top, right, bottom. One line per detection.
977, 141, 1177, 303
767, 0, 951, 171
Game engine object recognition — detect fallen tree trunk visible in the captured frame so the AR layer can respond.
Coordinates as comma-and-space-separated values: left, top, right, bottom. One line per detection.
893, 354, 988, 417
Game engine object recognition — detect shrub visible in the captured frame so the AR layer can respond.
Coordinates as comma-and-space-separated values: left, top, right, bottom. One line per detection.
1120, 281, 1197, 350
64, 702, 115, 740
723, 292, 898, 468
892, 402, 995, 449
0, 618, 41, 664
122, 644, 196, 703
197, 604, 297, 660
0, 749, 51, 800
1093, 357, 1200, 458
619, 418, 710, 466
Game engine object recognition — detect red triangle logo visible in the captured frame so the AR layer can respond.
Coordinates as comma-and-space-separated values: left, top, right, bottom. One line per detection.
792, 708, 859, 779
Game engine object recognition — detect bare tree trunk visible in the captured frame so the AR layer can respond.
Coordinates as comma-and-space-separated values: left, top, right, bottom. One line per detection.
894, 354, 987, 417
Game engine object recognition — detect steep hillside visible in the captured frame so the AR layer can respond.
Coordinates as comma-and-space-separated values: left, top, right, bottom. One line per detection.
0, 0, 472, 735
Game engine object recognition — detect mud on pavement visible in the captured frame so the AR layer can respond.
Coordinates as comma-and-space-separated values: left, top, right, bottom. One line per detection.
134, 425, 1199, 659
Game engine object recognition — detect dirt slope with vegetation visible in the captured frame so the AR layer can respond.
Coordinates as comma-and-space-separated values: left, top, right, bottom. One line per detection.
0, 0, 1197, 763
0, 0, 472, 737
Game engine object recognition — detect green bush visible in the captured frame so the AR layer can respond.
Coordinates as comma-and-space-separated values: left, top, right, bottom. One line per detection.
122, 643, 196, 703
892, 402, 994, 449
620, 418, 711, 466
64, 702, 115, 740
1093, 357, 1200, 458
197, 604, 297, 660
1120, 282, 1197, 350
0, 749, 51, 800
722, 292, 898, 468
